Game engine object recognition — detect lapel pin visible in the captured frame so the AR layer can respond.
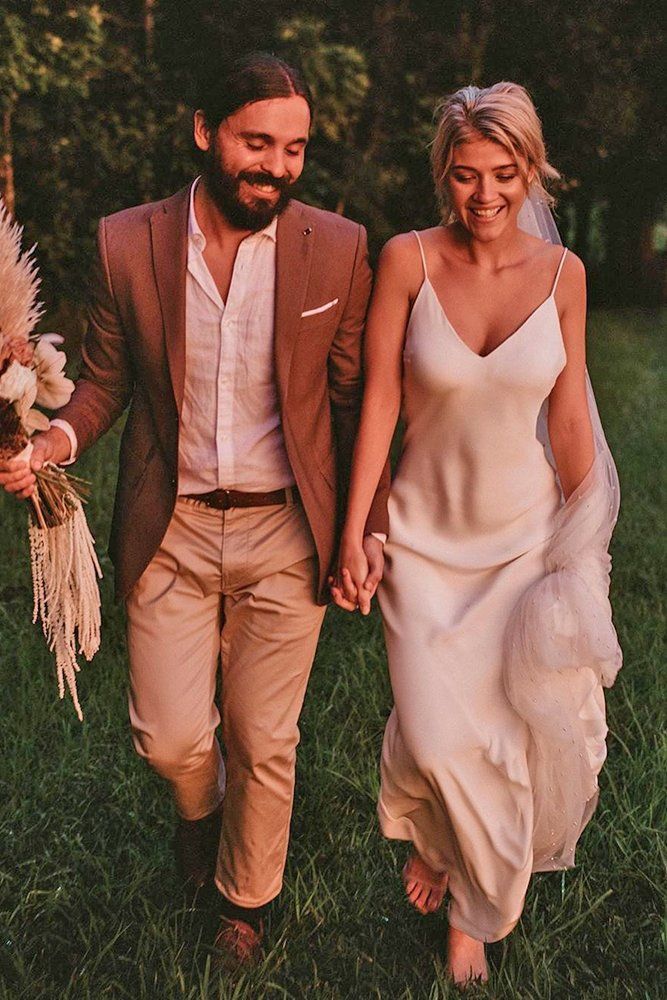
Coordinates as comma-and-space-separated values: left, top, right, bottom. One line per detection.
303, 226, 312, 235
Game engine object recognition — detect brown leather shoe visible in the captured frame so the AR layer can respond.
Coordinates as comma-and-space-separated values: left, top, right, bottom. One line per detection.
213, 916, 264, 969
175, 802, 223, 894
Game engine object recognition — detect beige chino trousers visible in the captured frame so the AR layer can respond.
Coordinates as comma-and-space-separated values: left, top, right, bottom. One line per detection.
125, 495, 326, 907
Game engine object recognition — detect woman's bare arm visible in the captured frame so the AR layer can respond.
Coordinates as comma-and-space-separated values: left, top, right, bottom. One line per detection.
548, 252, 595, 499
333, 234, 420, 609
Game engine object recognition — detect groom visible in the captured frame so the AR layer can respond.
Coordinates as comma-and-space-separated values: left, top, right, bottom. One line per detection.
1, 53, 388, 964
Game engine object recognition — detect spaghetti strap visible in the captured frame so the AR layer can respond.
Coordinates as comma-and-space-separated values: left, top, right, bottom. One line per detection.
412, 230, 428, 281
550, 248, 568, 296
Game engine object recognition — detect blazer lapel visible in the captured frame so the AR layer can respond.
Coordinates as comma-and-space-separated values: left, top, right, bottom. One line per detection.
275, 201, 314, 400
150, 186, 189, 415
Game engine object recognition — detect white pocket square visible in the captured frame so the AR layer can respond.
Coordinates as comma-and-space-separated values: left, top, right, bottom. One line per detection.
301, 297, 339, 318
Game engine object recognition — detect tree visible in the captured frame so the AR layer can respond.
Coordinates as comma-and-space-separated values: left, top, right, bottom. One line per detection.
0, 1, 104, 215
2, 0, 661, 309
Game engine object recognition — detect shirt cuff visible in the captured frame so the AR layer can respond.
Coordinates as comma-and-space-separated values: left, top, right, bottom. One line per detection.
49, 419, 78, 465
367, 532, 387, 545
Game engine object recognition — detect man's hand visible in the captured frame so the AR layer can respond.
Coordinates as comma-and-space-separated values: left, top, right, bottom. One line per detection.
329, 533, 384, 616
329, 530, 367, 613
0, 426, 72, 500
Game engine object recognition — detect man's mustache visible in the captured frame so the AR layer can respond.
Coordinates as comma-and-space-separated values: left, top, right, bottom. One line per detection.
237, 171, 291, 193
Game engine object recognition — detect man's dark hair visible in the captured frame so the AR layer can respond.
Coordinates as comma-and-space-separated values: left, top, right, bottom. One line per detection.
196, 52, 313, 130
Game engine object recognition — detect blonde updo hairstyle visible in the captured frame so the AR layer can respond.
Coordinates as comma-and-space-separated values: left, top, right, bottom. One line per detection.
431, 82, 560, 223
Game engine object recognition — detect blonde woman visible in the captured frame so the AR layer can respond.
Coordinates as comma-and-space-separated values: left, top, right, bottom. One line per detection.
333, 83, 621, 984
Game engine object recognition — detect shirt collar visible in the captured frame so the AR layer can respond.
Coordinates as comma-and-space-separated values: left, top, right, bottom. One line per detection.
188, 177, 278, 251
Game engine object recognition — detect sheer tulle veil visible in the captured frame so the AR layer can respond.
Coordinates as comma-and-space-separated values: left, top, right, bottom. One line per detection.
505, 187, 623, 870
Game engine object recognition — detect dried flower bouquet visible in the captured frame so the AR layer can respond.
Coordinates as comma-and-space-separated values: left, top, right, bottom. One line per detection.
0, 198, 101, 720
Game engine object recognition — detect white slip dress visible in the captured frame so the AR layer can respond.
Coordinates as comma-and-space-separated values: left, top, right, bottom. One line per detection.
377, 232, 621, 942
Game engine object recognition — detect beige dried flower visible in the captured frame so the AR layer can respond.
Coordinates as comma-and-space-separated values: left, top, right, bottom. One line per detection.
0, 335, 35, 371
0, 360, 37, 406
33, 335, 75, 410
0, 359, 48, 433
0, 200, 44, 343
22, 406, 51, 433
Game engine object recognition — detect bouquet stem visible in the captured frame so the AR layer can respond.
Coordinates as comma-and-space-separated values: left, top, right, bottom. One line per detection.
27, 464, 102, 721
30, 490, 47, 530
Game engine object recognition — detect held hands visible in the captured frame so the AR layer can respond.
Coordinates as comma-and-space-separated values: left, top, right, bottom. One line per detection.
329, 533, 385, 615
0, 427, 71, 500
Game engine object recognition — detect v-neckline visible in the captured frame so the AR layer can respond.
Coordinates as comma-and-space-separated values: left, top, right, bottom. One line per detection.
423, 278, 556, 360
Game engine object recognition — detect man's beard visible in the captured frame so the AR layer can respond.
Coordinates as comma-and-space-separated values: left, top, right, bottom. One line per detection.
202, 143, 292, 231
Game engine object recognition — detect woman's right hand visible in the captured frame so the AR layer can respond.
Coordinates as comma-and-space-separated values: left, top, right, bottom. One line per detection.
329, 533, 372, 614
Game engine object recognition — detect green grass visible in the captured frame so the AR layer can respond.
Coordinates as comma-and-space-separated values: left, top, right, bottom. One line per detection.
0, 309, 664, 999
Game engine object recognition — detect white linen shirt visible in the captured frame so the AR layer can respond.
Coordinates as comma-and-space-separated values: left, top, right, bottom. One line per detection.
177, 179, 294, 493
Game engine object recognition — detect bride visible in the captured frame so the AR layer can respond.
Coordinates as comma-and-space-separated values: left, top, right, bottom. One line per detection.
333, 82, 621, 984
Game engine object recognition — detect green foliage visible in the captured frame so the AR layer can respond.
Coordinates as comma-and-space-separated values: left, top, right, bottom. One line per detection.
280, 17, 370, 146
0, 2, 104, 110
0, 8, 36, 109
1, 0, 664, 307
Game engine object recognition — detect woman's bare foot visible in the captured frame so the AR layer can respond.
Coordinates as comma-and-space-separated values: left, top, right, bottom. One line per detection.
447, 925, 488, 987
402, 851, 449, 914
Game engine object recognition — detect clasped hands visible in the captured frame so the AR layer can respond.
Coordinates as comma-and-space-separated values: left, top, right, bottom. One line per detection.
329, 533, 384, 615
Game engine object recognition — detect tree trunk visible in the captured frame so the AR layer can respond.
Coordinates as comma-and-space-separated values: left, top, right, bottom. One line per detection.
335, 1, 408, 219
571, 185, 593, 264
456, 0, 494, 81
0, 108, 15, 216
362, 0, 408, 154
144, 0, 156, 61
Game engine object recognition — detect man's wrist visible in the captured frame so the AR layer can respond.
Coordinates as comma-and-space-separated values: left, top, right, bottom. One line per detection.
48, 419, 77, 464
365, 532, 386, 545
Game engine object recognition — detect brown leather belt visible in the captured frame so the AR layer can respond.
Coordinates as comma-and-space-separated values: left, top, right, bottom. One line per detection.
182, 486, 300, 511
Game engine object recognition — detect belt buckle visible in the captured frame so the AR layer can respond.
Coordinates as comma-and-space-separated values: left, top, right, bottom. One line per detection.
220, 488, 233, 510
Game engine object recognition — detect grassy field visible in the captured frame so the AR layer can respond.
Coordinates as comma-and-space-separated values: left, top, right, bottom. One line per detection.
0, 309, 664, 999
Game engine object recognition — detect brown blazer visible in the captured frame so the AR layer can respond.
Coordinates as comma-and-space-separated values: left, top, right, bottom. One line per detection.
56, 186, 390, 601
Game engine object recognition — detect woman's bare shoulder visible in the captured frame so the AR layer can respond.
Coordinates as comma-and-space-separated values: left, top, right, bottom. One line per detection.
521, 237, 585, 300
377, 231, 427, 293
552, 249, 587, 349
381, 230, 420, 260
557, 248, 586, 305
561, 247, 586, 278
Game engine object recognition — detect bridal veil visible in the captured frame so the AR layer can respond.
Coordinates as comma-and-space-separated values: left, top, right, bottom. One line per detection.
505, 189, 622, 869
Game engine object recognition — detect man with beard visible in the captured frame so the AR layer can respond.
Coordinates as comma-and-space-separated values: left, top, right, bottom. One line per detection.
1, 53, 389, 966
